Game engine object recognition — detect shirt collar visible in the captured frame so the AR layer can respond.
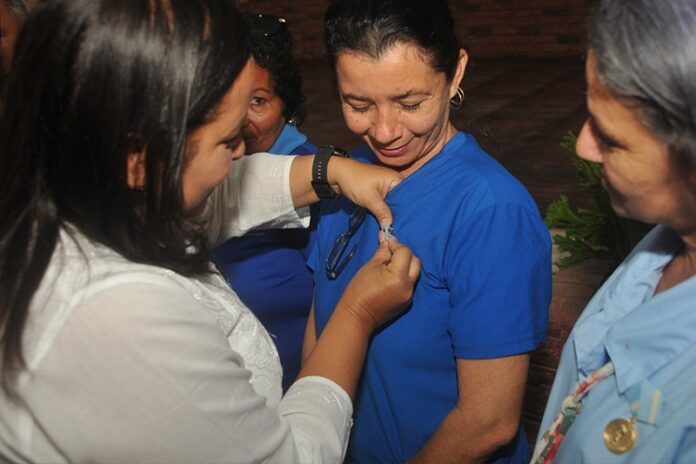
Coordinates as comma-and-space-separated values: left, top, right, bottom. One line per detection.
268, 124, 307, 155
573, 226, 694, 393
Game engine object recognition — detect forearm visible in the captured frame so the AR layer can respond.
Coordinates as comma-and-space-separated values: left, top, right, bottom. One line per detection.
409, 355, 529, 464
296, 303, 372, 399
289, 155, 321, 208
301, 305, 318, 365
407, 407, 520, 464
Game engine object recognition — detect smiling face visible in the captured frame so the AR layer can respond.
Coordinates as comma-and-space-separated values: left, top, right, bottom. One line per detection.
241, 61, 286, 154
336, 42, 467, 177
181, 58, 254, 215
576, 52, 696, 233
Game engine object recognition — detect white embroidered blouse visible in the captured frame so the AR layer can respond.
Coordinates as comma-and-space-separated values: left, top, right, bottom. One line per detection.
0, 153, 352, 463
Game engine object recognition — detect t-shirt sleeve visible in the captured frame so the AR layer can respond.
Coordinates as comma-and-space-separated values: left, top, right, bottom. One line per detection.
446, 203, 552, 359
25, 278, 351, 463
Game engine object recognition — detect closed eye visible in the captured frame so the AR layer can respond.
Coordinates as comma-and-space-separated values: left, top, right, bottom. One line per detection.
348, 103, 371, 113
401, 102, 422, 112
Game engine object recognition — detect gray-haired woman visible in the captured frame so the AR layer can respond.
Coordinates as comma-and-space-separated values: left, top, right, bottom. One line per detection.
533, 0, 696, 462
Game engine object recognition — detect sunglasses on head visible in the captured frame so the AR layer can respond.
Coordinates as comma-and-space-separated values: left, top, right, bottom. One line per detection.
245, 13, 287, 43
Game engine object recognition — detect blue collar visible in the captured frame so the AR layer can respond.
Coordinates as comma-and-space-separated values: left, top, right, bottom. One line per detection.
269, 124, 308, 155
573, 226, 696, 393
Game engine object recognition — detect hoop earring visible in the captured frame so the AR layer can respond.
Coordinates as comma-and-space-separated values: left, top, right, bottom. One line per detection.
450, 87, 465, 109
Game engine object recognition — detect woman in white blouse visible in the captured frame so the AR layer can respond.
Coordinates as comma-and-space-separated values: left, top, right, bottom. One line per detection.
0, 1, 420, 463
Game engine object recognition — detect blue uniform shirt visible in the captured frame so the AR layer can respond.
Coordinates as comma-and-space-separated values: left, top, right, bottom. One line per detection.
213, 124, 317, 392
537, 225, 696, 463
310, 132, 552, 463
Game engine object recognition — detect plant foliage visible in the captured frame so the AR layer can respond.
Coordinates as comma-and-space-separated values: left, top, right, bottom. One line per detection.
544, 132, 653, 269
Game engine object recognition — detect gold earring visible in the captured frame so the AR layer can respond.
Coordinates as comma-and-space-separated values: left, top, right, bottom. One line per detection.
450, 87, 464, 109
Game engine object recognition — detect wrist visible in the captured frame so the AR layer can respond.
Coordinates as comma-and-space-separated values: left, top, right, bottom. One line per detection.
311, 145, 349, 199
336, 301, 376, 333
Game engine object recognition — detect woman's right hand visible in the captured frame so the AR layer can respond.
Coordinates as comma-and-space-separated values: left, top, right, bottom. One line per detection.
337, 237, 420, 330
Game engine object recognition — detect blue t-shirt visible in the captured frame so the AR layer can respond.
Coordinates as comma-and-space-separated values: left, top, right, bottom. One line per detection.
310, 132, 551, 463
213, 124, 317, 392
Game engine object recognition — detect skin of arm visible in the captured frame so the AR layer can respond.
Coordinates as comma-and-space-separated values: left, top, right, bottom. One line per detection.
301, 304, 317, 366
297, 238, 420, 399
407, 354, 530, 464
289, 155, 402, 229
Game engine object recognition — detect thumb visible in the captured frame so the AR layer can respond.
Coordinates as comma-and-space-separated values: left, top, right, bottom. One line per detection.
371, 238, 393, 264
366, 199, 393, 231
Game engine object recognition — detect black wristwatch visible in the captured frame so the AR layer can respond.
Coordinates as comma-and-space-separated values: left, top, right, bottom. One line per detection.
311, 145, 350, 199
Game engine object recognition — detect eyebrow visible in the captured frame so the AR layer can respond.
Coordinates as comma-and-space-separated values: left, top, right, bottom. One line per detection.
587, 112, 627, 150
252, 87, 273, 95
341, 90, 431, 102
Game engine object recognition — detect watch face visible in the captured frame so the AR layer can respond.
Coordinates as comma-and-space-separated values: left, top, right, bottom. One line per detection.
319, 145, 349, 158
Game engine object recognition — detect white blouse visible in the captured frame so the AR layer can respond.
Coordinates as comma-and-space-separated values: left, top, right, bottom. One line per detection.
0, 153, 352, 463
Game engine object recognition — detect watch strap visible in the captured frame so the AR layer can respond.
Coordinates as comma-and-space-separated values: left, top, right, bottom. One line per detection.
311, 145, 349, 199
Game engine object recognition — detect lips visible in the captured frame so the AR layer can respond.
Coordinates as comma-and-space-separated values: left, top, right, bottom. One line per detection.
376, 142, 409, 157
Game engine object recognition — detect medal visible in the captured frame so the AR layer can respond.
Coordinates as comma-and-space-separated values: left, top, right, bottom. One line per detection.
604, 417, 637, 453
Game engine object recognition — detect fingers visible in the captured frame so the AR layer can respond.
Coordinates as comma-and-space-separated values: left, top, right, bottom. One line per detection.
371, 238, 393, 264
387, 238, 419, 281
408, 254, 421, 280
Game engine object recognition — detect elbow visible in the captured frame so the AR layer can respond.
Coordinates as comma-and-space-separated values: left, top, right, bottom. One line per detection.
483, 415, 521, 453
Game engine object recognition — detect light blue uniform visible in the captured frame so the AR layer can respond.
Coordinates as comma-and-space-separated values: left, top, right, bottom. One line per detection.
538, 225, 696, 463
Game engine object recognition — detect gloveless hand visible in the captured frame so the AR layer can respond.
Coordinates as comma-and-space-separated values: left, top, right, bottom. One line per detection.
328, 157, 403, 229
337, 237, 421, 330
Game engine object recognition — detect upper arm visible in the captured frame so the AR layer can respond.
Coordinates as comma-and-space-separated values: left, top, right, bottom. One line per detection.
447, 204, 551, 359
455, 355, 529, 425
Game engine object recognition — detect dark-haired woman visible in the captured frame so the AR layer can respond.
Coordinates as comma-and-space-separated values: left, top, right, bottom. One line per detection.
0, 1, 419, 462
303, 0, 551, 462
213, 12, 318, 392
532, 1, 696, 462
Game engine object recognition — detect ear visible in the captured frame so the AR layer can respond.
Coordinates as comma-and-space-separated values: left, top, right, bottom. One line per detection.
127, 150, 146, 191
449, 48, 469, 99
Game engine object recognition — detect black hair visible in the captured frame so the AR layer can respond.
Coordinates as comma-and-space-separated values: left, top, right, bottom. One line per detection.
242, 12, 306, 126
4, 0, 29, 19
325, 0, 462, 81
590, 0, 696, 169
0, 0, 250, 387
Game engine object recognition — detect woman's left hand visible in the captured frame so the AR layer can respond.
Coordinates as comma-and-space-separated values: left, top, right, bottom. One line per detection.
328, 157, 403, 229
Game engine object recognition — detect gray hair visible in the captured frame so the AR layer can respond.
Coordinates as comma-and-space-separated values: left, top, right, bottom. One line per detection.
589, 0, 696, 169
5, 0, 29, 20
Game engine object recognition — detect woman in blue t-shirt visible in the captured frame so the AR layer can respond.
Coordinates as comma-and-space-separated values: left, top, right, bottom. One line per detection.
303, 1, 552, 462
213, 12, 317, 392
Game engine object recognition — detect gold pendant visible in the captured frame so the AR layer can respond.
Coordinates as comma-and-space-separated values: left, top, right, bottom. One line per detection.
604, 417, 637, 454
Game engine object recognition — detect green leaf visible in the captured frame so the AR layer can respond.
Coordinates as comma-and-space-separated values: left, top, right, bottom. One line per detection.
545, 131, 652, 270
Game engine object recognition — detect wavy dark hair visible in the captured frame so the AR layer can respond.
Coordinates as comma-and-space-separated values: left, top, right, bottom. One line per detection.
325, 0, 462, 81
590, 0, 696, 170
4, 0, 29, 19
0, 0, 250, 387
242, 11, 306, 126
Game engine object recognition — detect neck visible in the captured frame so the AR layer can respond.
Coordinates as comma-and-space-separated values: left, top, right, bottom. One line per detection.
655, 229, 696, 294
680, 232, 696, 273
397, 123, 457, 178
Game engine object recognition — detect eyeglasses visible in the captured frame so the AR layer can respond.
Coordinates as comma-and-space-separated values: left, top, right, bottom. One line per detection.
244, 13, 287, 43
325, 207, 367, 280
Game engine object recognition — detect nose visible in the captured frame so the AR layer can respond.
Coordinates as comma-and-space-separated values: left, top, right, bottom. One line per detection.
370, 108, 400, 146
575, 120, 604, 164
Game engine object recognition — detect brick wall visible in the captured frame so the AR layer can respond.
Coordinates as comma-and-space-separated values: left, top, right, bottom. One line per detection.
236, 0, 597, 60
